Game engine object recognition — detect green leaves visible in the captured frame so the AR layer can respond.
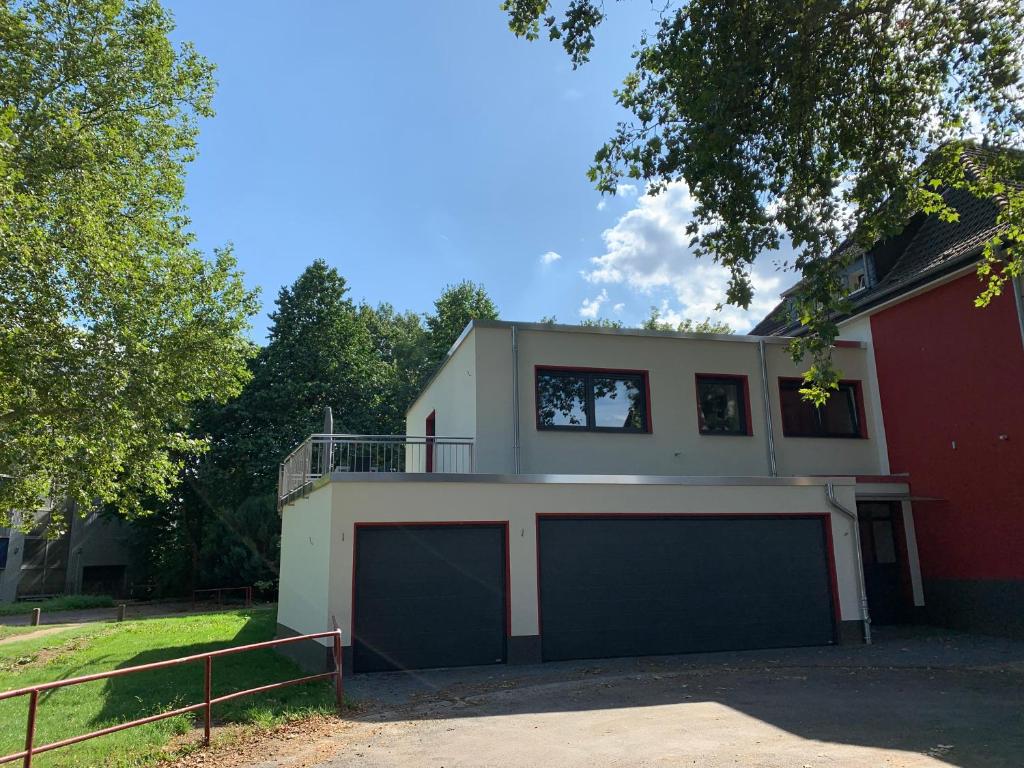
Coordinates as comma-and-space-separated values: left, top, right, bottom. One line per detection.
0, 1, 257, 527
507, 0, 1024, 399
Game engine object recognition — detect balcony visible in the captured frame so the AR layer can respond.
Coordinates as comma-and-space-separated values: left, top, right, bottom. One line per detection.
277, 434, 475, 509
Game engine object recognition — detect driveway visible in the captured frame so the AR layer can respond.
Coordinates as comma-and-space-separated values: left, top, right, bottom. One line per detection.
280, 627, 1024, 768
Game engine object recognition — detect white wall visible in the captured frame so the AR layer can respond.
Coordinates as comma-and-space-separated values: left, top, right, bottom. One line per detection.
309, 477, 862, 647
406, 322, 886, 478
277, 482, 333, 641
406, 331, 478, 471
837, 315, 891, 473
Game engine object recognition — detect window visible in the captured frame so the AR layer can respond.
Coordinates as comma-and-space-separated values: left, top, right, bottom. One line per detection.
0, 538, 7, 569
536, 368, 650, 432
779, 379, 865, 438
695, 375, 751, 435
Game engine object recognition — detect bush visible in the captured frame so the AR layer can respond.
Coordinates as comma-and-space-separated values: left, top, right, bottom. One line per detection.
0, 594, 115, 616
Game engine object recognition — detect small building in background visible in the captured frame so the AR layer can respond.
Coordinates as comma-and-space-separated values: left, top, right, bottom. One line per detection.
0, 501, 134, 602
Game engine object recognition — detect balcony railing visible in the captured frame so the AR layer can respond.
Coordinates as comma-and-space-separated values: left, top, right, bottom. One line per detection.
278, 434, 475, 509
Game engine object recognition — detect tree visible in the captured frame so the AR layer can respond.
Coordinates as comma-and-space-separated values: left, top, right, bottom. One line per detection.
360, 303, 430, 434
641, 307, 733, 335
0, 0, 258, 526
504, 0, 1024, 401
425, 281, 499, 366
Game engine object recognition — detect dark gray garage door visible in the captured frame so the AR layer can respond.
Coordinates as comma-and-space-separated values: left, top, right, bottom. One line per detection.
538, 516, 836, 662
353, 524, 507, 672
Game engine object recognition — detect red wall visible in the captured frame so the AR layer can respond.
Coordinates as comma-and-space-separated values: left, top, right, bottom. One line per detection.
871, 272, 1024, 581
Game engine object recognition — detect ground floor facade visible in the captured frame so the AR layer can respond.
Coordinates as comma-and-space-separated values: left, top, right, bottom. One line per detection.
277, 474, 922, 673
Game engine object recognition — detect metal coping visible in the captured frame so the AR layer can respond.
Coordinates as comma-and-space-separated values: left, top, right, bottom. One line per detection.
322, 472, 857, 487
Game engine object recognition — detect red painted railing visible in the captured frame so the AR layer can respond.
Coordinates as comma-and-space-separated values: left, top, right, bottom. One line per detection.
192, 586, 253, 609
0, 629, 343, 767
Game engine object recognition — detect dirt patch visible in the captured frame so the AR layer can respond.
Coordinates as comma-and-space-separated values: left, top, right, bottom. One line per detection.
164, 713, 364, 768
0, 624, 85, 647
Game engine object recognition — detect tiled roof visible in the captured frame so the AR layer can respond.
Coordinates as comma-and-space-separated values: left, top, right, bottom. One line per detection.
749, 147, 1015, 337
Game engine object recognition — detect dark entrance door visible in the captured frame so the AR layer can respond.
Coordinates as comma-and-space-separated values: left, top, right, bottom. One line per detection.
537, 515, 837, 662
353, 523, 507, 672
857, 501, 910, 624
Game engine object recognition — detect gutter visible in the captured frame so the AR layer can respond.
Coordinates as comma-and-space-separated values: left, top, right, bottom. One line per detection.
824, 483, 872, 645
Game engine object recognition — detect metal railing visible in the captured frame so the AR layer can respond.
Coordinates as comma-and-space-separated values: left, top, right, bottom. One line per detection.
192, 586, 253, 610
278, 434, 475, 509
0, 629, 343, 767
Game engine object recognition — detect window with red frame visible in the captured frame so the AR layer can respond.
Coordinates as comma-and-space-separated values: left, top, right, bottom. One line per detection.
779, 380, 865, 438
695, 375, 751, 435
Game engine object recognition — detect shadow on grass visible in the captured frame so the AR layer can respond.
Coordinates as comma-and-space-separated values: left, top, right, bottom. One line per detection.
92, 610, 334, 732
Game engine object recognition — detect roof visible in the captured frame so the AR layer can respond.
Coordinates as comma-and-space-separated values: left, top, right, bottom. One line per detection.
750, 145, 1017, 336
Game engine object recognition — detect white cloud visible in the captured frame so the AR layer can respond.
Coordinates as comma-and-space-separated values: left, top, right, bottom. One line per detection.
612, 302, 625, 314
539, 251, 562, 265
596, 199, 607, 211
616, 183, 638, 197
579, 289, 608, 319
582, 181, 784, 332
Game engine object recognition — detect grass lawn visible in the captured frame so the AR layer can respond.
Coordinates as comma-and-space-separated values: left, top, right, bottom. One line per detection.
0, 607, 337, 767
0, 595, 114, 617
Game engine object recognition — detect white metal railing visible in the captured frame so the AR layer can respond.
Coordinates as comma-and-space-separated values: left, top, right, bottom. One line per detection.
277, 434, 475, 509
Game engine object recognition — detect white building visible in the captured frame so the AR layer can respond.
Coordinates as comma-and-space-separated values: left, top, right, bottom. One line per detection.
276, 321, 920, 673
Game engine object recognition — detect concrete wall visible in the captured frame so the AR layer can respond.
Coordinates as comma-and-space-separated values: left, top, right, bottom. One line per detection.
65, 511, 133, 595
421, 323, 884, 477
277, 482, 334, 640
406, 330, 478, 471
292, 476, 863, 652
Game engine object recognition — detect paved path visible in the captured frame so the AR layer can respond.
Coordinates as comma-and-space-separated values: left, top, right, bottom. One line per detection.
255, 627, 1024, 768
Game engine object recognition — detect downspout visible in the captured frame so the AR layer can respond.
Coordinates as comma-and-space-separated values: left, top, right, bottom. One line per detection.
824, 483, 872, 645
1013, 276, 1024, 352
757, 340, 778, 477
511, 325, 521, 474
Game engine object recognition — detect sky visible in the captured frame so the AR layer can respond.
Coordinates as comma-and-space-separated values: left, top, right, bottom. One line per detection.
165, 1, 789, 340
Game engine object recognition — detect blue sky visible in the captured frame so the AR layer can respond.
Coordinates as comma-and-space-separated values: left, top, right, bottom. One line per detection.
166, 1, 787, 339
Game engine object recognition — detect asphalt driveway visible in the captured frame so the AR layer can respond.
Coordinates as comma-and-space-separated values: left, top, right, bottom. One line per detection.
296, 627, 1024, 768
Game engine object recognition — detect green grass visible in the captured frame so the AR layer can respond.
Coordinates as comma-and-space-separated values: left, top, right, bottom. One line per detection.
0, 595, 114, 617
0, 607, 337, 767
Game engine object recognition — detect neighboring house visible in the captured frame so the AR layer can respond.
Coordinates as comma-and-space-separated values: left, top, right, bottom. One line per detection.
276, 320, 921, 674
751, 154, 1024, 638
0, 502, 134, 602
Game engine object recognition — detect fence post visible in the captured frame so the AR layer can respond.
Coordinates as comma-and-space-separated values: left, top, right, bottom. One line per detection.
23, 689, 38, 768
204, 657, 213, 747
333, 631, 343, 711
30, 609, 40, 627
116, 604, 126, 622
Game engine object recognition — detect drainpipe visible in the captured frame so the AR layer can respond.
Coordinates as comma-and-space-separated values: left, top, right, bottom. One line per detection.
511, 325, 521, 474
1013, 276, 1024, 352
824, 483, 872, 645
757, 340, 778, 477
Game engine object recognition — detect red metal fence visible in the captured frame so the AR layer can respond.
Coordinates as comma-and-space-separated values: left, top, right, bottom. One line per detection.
192, 586, 253, 609
0, 629, 343, 767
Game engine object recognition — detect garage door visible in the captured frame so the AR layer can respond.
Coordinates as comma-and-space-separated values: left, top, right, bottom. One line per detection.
538, 516, 836, 662
353, 524, 507, 672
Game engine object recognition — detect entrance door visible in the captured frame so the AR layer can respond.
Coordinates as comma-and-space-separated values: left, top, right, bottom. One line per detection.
857, 501, 910, 624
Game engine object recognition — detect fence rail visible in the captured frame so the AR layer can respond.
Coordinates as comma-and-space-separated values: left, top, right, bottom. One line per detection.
278, 434, 475, 509
0, 629, 343, 767
192, 586, 253, 609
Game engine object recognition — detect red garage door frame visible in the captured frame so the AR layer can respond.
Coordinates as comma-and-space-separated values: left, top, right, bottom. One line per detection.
351, 521, 512, 670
